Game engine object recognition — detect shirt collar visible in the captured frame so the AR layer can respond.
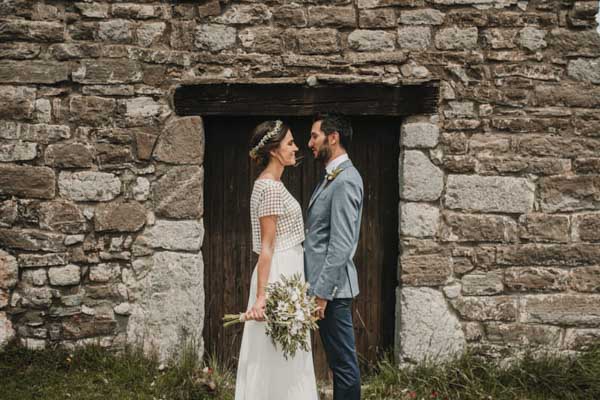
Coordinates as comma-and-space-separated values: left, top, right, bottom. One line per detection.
325, 153, 349, 174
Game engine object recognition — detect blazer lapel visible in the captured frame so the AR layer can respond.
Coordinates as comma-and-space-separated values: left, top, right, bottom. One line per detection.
308, 160, 353, 211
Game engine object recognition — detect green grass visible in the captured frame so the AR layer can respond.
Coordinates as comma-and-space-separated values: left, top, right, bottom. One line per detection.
0, 339, 233, 400
363, 345, 600, 400
2, 340, 600, 400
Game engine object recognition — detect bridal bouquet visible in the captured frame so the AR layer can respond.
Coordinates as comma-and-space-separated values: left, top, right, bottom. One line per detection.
223, 273, 319, 360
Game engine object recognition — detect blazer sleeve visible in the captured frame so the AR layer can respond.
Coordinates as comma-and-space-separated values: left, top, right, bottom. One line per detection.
312, 178, 362, 300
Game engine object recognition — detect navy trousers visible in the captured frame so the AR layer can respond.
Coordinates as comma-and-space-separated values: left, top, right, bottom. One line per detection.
318, 298, 361, 400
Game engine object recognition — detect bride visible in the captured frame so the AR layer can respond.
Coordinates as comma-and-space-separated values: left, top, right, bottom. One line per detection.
234, 120, 319, 400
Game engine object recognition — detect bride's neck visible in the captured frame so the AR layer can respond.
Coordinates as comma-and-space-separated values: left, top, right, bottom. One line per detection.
262, 160, 284, 181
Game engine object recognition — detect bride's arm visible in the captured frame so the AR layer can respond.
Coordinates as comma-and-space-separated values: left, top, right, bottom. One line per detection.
247, 215, 277, 321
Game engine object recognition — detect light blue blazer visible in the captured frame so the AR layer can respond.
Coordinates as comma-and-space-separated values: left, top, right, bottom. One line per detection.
304, 159, 363, 300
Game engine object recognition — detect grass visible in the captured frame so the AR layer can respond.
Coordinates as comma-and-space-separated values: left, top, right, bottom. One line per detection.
2, 339, 600, 400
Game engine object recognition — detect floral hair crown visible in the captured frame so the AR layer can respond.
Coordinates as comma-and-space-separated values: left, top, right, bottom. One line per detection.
249, 120, 283, 160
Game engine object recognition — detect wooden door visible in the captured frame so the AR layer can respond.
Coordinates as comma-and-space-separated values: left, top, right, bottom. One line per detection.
203, 116, 399, 378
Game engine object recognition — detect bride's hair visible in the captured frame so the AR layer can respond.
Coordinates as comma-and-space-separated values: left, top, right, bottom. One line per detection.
249, 120, 290, 167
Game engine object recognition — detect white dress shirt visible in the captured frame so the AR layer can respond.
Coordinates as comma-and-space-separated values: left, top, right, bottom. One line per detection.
325, 153, 349, 175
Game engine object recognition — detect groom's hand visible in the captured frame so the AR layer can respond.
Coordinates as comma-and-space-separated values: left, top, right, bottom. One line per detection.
316, 297, 328, 320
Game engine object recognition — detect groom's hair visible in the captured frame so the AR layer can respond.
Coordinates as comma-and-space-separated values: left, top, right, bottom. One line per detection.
313, 113, 353, 150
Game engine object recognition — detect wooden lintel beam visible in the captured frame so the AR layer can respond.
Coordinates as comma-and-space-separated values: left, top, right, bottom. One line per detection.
174, 83, 438, 116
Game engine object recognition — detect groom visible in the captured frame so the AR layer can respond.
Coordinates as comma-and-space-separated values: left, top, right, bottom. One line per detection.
305, 113, 363, 400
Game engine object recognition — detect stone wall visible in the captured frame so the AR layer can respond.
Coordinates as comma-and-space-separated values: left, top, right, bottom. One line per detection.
0, 0, 599, 364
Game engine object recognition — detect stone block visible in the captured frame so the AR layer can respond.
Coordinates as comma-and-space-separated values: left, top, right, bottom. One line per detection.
0, 250, 18, 290
0, 61, 69, 84
0, 141, 37, 162
401, 254, 452, 286
125, 251, 204, 361
397, 287, 465, 363
521, 294, 600, 326
348, 30, 395, 52
399, 9, 445, 25
154, 117, 204, 165
0, 228, 65, 252
0, 164, 55, 199
540, 176, 600, 213
445, 175, 534, 213
136, 220, 204, 252
38, 201, 86, 234
400, 202, 439, 238
573, 213, 600, 242
296, 29, 340, 54
213, 4, 271, 25
401, 121, 439, 148
518, 214, 569, 243
400, 151, 443, 202
239, 28, 283, 54
72, 60, 142, 84
308, 6, 356, 28
568, 58, 600, 84
0, 19, 64, 42
45, 143, 93, 168
570, 266, 600, 293
153, 166, 203, 219
95, 202, 147, 233
359, 9, 397, 28
498, 243, 600, 267
442, 212, 518, 243
435, 27, 478, 50
58, 171, 121, 202
451, 296, 517, 322
504, 267, 569, 292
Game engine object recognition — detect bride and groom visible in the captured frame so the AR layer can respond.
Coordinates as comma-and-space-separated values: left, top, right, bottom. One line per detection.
235, 114, 364, 400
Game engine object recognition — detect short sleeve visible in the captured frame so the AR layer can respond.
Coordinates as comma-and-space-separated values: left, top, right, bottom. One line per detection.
257, 183, 285, 218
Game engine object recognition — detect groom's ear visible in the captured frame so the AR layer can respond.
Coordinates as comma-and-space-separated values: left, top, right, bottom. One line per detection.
329, 131, 340, 145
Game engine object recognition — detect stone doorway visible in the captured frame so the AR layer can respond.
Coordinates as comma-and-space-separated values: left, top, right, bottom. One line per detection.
172, 81, 439, 372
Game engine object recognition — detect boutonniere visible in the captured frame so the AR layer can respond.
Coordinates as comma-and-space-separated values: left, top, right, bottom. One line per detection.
326, 167, 343, 182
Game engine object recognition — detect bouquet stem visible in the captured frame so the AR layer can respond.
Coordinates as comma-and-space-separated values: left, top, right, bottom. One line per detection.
222, 313, 246, 328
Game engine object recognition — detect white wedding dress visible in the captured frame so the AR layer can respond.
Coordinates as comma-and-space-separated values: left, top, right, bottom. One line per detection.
235, 179, 319, 400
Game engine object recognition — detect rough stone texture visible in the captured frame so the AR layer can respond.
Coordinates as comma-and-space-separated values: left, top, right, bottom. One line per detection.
0, 250, 18, 290
570, 266, 600, 293
125, 251, 204, 361
485, 323, 561, 347
0, 165, 55, 199
445, 175, 534, 213
0, 141, 37, 162
45, 143, 93, 168
398, 287, 465, 363
519, 214, 570, 243
441, 213, 518, 243
38, 201, 86, 234
573, 214, 600, 242
58, 172, 121, 202
401, 120, 439, 148
505, 267, 569, 292
540, 176, 600, 213
461, 272, 504, 296
348, 30, 396, 52
48, 264, 81, 286
0, 229, 65, 252
401, 151, 443, 201
399, 9, 445, 25
521, 295, 600, 326
153, 117, 204, 165
0, 312, 14, 347
194, 24, 236, 52
400, 202, 439, 238
153, 166, 203, 219
435, 27, 478, 50
401, 254, 452, 286
567, 58, 600, 84
451, 296, 518, 322
95, 202, 147, 233
397, 26, 431, 50
136, 220, 204, 252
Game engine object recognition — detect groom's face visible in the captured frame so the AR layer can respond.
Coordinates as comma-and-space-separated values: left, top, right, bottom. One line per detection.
309, 120, 332, 162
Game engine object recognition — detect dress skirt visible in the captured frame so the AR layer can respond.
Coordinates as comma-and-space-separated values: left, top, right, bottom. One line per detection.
234, 244, 319, 400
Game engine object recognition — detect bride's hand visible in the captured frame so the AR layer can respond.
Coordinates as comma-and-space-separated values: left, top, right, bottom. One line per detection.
246, 295, 266, 321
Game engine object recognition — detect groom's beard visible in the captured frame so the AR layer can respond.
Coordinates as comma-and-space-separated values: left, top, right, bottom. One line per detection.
315, 137, 332, 163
